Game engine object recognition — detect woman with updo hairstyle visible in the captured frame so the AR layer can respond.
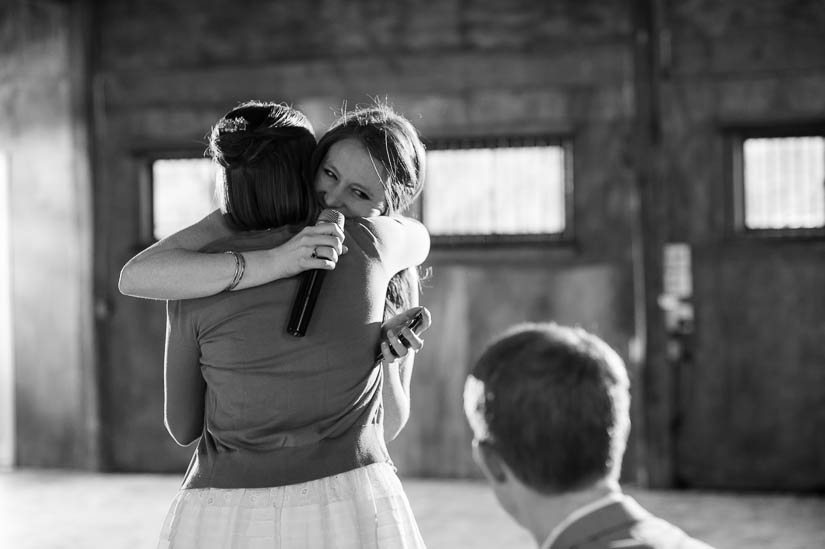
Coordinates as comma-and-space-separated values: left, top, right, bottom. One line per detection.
121, 101, 431, 548
121, 100, 432, 438
209, 101, 318, 231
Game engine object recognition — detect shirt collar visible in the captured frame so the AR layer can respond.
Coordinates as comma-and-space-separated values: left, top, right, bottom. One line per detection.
540, 492, 624, 549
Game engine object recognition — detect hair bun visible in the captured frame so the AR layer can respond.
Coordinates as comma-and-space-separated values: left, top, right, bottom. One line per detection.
209, 102, 315, 169
209, 118, 260, 169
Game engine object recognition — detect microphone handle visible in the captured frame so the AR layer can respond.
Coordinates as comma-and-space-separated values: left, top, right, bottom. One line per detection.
287, 269, 326, 337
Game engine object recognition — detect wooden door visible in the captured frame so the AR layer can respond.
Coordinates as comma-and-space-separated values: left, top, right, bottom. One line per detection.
675, 241, 825, 491
642, 0, 825, 493
655, 110, 825, 493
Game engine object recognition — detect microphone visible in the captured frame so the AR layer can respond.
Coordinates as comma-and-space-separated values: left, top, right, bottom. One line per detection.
287, 209, 345, 337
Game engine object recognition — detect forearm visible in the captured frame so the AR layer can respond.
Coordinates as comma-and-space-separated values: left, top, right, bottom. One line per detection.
119, 209, 345, 300
119, 247, 292, 300
379, 305, 429, 440
382, 353, 414, 441
120, 248, 235, 300
119, 209, 235, 299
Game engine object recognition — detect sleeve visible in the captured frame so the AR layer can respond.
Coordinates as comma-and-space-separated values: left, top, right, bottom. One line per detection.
164, 300, 206, 446
348, 216, 430, 275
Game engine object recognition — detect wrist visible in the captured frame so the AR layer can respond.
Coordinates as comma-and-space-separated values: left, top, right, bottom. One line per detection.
264, 246, 292, 281
223, 251, 246, 292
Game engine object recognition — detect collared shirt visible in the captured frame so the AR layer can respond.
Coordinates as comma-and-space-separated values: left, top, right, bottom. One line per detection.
541, 492, 624, 549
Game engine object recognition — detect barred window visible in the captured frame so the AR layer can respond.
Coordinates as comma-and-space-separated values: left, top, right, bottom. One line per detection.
150, 158, 217, 240
734, 133, 825, 234
145, 137, 574, 244
423, 137, 572, 243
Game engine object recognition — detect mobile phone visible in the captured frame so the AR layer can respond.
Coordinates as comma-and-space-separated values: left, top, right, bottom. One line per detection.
375, 310, 425, 362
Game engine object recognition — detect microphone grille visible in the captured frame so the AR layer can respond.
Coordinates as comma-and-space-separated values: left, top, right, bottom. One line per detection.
318, 208, 345, 228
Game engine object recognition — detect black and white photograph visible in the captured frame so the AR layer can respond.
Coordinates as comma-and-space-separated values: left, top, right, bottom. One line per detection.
1, 1, 824, 548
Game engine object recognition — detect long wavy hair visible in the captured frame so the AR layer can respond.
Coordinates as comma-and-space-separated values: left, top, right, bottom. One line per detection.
311, 103, 427, 318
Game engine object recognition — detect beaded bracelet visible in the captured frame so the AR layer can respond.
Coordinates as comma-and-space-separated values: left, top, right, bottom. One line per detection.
224, 250, 246, 292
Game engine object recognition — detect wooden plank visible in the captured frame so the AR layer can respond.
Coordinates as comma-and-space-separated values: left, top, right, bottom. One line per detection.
99, 48, 633, 110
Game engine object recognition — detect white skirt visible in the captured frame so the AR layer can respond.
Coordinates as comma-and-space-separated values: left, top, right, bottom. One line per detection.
157, 463, 426, 549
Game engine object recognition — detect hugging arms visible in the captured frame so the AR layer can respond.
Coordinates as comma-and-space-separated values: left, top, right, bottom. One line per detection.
120, 103, 433, 441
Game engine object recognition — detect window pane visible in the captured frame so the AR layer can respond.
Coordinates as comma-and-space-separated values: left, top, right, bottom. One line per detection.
743, 137, 825, 229
152, 159, 219, 240
424, 143, 567, 236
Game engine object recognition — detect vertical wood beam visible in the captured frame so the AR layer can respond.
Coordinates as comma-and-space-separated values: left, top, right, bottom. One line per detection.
70, 0, 101, 471
631, 0, 673, 487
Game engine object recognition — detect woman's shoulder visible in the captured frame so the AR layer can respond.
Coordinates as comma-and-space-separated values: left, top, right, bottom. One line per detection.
344, 216, 429, 264
345, 216, 426, 238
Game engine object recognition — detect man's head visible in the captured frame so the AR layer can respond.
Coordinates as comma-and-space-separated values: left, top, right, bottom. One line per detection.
463, 323, 631, 512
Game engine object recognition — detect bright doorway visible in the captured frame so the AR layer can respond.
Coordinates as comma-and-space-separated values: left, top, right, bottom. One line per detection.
0, 151, 14, 468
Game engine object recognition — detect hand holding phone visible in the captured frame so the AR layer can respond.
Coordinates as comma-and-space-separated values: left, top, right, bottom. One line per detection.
376, 307, 431, 363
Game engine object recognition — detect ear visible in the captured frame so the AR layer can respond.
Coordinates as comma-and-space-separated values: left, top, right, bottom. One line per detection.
472, 440, 509, 484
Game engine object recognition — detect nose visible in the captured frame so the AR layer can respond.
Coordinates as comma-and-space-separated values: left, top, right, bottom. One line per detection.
321, 186, 343, 208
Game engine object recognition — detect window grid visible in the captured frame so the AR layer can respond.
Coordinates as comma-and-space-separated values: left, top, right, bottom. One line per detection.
743, 136, 825, 230
423, 137, 571, 242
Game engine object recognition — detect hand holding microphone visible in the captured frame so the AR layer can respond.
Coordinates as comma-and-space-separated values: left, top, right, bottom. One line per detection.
287, 209, 346, 337
276, 216, 347, 280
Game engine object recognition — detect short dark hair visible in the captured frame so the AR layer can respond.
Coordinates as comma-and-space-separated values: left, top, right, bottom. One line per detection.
209, 101, 318, 231
465, 323, 630, 493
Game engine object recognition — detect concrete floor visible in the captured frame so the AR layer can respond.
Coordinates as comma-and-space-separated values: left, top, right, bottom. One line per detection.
1, 469, 823, 548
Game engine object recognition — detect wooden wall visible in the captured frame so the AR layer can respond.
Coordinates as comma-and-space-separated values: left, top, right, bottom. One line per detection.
3, 0, 824, 489
391, 253, 634, 477
648, 1, 825, 490
92, 0, 639, 477
0, 1, 97, 468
